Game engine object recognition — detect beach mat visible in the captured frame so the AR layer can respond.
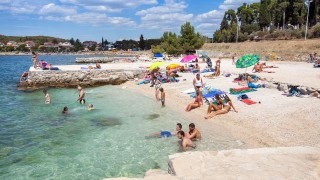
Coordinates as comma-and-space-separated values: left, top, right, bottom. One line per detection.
229, 87, 256, 95
241, 99, 257, 105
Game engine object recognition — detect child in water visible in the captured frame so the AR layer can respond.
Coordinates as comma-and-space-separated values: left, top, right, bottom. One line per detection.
43, 89, 50, 104
159, 87, 165, 107
62, 106, 68, 114
88, 104, 93, 111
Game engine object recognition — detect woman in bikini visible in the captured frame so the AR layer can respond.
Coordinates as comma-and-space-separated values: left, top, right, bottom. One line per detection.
207, 94, 223, 114
214, 57, 221, 76
32, 51, 37, 69
193, 73, 204, 105
205, 95, 237, 119
185, 91, 201, 112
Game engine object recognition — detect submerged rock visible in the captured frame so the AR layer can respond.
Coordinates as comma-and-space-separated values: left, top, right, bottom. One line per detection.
92, 117, 122, 127
146, 113, 160, 120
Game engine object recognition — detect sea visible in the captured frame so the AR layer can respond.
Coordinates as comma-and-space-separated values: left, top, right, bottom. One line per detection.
0, 55, 243, 179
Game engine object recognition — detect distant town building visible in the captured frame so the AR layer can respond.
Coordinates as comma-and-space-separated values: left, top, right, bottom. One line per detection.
0, 42, 5, 47
25, 41, 35, 48
44, 42, 58, 48
6, 41, 18, 47
83, 41, 97, 47
58, 42, 73, 48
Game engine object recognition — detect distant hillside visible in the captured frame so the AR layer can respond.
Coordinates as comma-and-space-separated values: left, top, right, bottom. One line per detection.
202, 39, 320, 62
0, 35, 66, 45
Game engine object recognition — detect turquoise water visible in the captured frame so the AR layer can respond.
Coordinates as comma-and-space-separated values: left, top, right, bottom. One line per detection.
0, 55, 241, 179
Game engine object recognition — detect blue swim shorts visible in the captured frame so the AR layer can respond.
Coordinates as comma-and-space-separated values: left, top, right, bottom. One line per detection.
160, 131, 172, 137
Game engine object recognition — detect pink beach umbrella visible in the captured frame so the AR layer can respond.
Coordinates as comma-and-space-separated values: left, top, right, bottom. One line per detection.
180, 55, 198, 63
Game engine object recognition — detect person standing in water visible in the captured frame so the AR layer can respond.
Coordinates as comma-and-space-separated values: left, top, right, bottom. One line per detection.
32, 51, 37, 69
159, 87, 165, 107
177, 131, 196, 150
77, 86, 85, 104
43, 89, 50, 104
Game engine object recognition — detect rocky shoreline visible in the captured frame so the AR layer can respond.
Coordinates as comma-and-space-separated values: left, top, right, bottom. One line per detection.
17, 69, 144, 90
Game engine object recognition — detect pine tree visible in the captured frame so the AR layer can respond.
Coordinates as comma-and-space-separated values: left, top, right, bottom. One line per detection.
139, 34, 145, 50
259, 0, 271, 30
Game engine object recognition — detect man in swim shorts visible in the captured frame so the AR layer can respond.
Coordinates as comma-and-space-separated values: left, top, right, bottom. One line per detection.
187, 123, 202, 140
177, 131, 196, 150
149, 123, 182, 138
77, 86, 85, 104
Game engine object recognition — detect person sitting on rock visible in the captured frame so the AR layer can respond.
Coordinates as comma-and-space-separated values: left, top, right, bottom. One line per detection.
20, 71, 28, 82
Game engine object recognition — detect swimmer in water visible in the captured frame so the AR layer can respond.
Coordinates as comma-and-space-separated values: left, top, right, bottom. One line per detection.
77, 86, 85, 104
88, 104, 93, 111
43, 89, 50, 104
177, 131, 196, 150
147, 123, 182, 138
62, 106, 68, 114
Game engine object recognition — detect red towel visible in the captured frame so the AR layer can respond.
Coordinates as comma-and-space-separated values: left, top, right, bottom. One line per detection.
241, 99, 257, 105
233, 87, 250, 91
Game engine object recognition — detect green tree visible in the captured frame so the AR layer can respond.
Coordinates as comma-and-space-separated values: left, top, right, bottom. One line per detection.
17, 44, 28, 52
151, 45, 164, 54
160, 32, 183, 55
179, 22, 204, 52
139, 34, 145, 50
69, 38, 75, 45
259, 0, 271, 30
74, 39, 83, 51
6, 46, 15, 52
220, 14, 229, 30
52, 39, 58, 44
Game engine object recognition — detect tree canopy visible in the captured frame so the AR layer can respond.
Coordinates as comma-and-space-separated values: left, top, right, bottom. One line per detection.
213, 0, 320, 42
152, 22, 204, 54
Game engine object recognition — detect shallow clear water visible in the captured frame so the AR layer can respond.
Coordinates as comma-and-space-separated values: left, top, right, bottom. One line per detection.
0, 55, 242, 179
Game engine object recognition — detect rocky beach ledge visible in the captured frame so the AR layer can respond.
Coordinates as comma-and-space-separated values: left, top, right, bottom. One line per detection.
17, 65, 144, 90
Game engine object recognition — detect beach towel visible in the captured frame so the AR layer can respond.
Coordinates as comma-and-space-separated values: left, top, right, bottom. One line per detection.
136, 79, 150, 85
229, 87, 256, 95
241, 99, 257, 105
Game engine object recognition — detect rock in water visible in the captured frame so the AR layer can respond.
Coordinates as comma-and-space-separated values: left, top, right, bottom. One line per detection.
92, 117, 122, 127
146, 113, 160, 120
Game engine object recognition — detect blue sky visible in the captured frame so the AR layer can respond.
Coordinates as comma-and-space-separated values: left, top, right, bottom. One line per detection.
0, 0, 259, 42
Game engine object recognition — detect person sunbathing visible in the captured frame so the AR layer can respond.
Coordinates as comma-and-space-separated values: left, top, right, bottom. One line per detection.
88, 62, 101, 70
205, 95, 237, 119
261, 62, 278, 68
247, 75, 265, 88
185, 91, 201, 112
207, 94, 223, 114
252, 62, 262, 72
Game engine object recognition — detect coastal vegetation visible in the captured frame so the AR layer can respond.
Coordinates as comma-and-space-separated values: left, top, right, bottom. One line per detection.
214, 0, 320, 42
151, 22, 205, 55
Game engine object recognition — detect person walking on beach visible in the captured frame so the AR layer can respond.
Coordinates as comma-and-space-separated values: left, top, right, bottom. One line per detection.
31, 51, 37, 69
193, 73, 204, 105
43, 89, 50, 104
77, 86, 85, 104
177, 131, 196, 150
159, 87, 165, 107
150, 67, 160, 87
187, 123, 202, 140
214, 57, 221, 76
